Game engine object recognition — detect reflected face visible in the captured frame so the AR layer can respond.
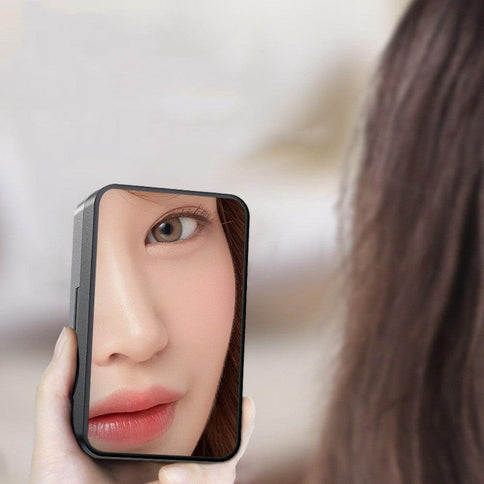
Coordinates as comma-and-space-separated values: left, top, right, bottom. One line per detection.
88, 189, 236, 455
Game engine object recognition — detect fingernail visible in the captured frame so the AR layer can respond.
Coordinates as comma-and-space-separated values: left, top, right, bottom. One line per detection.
162, 467, 191, 483
54, 327, 68, 359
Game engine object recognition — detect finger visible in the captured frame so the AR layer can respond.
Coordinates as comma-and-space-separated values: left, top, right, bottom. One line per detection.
158, 464, 212, 484
33, 326, 79, 459
157, 396, 256, 484
231, 396, 256, 464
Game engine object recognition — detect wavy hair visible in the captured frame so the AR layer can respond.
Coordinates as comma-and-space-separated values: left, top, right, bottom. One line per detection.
317, 1, 484, 482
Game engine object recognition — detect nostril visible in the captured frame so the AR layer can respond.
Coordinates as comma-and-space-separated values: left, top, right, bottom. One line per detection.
107, 352, 125, 363
107, 347, 166, 365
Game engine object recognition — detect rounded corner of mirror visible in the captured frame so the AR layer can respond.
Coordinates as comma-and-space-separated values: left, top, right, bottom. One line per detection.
92, 183, 122, 206
225, 193, 250, 217
213, 437, 242, 463
77, 432, 105, 460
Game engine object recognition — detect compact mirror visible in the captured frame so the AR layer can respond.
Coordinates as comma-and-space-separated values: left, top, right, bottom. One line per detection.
69, 184, 248, 461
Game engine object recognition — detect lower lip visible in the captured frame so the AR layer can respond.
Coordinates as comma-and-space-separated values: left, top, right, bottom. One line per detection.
88, 401, 176, 449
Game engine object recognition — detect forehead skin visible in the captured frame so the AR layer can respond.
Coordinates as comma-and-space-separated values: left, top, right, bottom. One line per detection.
124, 189, 216, 210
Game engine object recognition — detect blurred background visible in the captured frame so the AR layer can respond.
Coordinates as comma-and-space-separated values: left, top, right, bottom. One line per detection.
0, 1, 409, 482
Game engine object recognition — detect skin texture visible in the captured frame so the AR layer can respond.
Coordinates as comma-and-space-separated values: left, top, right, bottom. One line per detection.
30, 326, 255, 484
89, 189, 237, 455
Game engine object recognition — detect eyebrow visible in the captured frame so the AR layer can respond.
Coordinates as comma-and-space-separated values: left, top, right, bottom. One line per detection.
125, 190, 217, 213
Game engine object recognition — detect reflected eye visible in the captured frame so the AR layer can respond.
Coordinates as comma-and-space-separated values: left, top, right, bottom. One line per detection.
147, 216, 198, 243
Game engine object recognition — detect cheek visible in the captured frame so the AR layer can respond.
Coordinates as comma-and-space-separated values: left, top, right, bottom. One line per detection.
146, 236, 236, 380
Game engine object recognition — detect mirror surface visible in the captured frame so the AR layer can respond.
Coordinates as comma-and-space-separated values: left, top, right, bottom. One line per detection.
88, 187, 246, 458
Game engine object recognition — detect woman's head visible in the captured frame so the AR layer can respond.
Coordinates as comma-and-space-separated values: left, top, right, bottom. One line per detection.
317, 0, 484, 482
87, 188, 245, 458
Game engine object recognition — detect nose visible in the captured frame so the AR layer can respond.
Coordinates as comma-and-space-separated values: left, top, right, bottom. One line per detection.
92, 244, 169, 366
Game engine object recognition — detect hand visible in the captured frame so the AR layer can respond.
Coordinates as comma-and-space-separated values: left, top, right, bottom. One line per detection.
30, 326, 256, 484
148, 396, 255, 484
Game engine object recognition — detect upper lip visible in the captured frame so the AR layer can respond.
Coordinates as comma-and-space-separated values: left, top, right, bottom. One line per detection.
89, 386, 183, 419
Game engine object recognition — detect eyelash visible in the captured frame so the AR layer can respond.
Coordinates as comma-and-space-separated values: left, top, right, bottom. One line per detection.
145, 205, 214, 245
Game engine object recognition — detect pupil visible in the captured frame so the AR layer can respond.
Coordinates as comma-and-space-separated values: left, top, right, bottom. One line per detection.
159, 222, 173, 235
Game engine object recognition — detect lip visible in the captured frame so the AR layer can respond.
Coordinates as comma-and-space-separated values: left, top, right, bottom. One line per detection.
88, 386, 183, 448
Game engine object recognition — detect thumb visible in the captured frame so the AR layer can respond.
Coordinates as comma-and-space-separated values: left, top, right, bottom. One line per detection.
156, 397, 256, 484
32, 326, 79, 461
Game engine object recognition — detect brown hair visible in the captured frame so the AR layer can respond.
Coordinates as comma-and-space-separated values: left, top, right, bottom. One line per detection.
317, 0, 484, 482
192, 197, 246, 457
